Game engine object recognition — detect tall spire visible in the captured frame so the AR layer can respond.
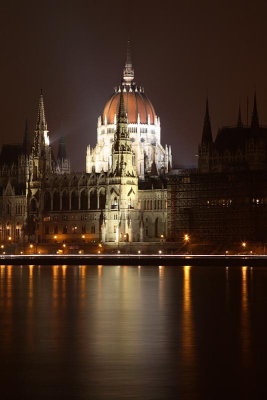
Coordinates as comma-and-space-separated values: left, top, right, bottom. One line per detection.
118, 91, 127, 124
114, 91, 128, 143
23, 119, 31, 155
237, 104, 243, 127
201, 98, 213, 144
122, 40, 134, 85
251, 93, 259, 129
36, 89, 47, 131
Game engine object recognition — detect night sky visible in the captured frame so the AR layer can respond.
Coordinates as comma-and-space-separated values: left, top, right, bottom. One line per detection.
1, 0, 267, 170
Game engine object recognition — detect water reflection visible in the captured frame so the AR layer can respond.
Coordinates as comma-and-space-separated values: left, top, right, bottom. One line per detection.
0, 264, 266, 399
182, 265, 195, 367
241, 266, 251, 366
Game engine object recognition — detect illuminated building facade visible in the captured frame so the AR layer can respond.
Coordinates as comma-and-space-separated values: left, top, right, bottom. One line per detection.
0, 47, 168, 247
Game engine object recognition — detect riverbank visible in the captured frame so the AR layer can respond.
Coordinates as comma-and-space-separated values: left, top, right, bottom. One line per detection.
1, 254, 267, 266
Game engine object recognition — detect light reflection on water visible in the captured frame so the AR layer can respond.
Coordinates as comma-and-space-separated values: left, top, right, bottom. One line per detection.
0, 265, 267, 399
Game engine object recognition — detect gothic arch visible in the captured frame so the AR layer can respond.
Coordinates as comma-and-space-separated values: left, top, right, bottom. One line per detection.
89, 189, 97, 210
53, 191, 60, 211
71, 190, 79, 210
98, 188, 106, 209
62, 191, 69, 211
80, 189, 88, 210
44, 191, 51, 212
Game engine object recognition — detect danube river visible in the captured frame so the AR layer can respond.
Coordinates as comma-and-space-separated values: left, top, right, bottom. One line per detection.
0, 264, 266, 399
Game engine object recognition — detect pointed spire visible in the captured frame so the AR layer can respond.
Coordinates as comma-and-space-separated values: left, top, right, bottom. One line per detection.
237, 105, 243, 127
251, 93, 259, 129
57, 136, 67, 160
117, 90, 127, 125
36, 89, 47, 131
122, 40, 134, 85
201, 98, 213, 144
23, 119, 31, 155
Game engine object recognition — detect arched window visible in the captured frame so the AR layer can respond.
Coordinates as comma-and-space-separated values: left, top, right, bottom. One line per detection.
80, 190, 88, 210
62, 191, 69, 211
44, 192, 51, 211
99, 190, 106, 209
71, 191, 78, 210
111, 197, 118, 210
30, 198, 37, 212
53, 191, 60, 211
89, 190, 97, 210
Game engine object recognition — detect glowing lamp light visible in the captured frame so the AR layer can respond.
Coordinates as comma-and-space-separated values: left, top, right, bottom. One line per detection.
184, 234, 190, 242
117, 250, 120, 254
62, 243, 66, 248
8, 236, 12, 241
138, 250, 141, 254
160, 234, 164, 238
3, 252, 6, 255
20, 251, 23, 254
158, 250, 162, 254
97, 250, 101, 254
81, 235, 85, 239
29, 244, 33, 249
98, 243, 102, 248
242, 242, 247, 248
54, 235, 58, 239
1, 245, 4, 249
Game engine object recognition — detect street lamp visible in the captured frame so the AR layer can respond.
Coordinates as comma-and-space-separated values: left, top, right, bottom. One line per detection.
184, 234, 190, 242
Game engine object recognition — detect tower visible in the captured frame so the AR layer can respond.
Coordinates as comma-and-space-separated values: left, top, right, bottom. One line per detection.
31, 90, 52, 180
86, 43, 171, 178
105, 92, 139, 242
198, 98, 213, 172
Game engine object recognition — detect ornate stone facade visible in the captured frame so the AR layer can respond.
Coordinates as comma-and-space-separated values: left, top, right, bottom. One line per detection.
0, 49, 168, 248
86, 42, 172, 179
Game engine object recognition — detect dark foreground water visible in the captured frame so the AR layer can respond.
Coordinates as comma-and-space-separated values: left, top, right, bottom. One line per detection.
0, 265, 267, 400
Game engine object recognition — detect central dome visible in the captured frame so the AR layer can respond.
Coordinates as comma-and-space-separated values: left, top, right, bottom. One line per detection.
102, 86, 157, 125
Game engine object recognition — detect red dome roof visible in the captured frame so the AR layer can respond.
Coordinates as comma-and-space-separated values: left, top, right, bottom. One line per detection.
102, 87, 157, 125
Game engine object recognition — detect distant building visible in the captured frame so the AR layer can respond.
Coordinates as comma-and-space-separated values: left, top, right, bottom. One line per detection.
167, 96, 267, 245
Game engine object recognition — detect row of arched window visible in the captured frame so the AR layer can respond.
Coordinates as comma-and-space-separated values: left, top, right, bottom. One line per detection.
42, 190, 106, 212
44, 224, 96, 235
143, 199, 164, 210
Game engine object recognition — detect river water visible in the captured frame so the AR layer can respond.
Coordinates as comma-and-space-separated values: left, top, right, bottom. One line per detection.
0, 264, 266, 399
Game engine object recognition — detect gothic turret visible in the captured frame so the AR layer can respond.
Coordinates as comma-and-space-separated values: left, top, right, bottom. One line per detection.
251, 93, 259, 129
122, 40, 134, 85
111, 91, 136, 177
31, 90, 52, 178
201, 99, 213, 144
36, 90, 47, 131
237, 105, 243, 128
33, 90, 50, 157
198, 98, 213, 173
22, 119, 31, 155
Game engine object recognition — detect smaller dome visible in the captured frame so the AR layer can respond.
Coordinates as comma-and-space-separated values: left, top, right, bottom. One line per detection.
102, 85, 157, 125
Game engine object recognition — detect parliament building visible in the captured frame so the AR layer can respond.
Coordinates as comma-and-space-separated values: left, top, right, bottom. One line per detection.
1, 43, 267, 253
0, 45, 170, 250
